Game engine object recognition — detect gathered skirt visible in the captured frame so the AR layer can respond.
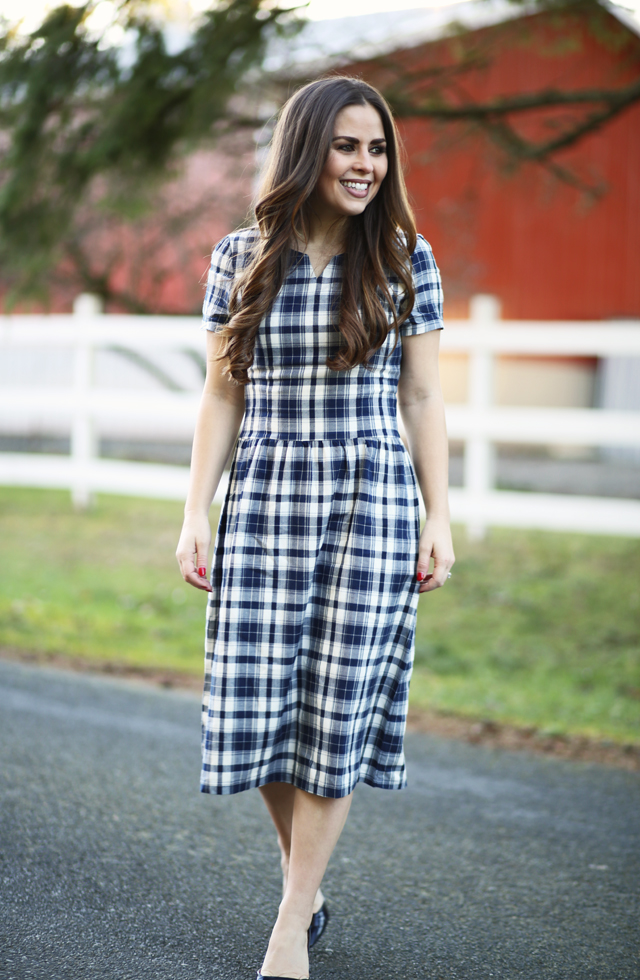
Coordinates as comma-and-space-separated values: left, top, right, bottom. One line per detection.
201, 434, 422, 799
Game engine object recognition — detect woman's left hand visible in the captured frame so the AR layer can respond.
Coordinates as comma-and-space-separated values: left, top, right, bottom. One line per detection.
416, 517, 455, 593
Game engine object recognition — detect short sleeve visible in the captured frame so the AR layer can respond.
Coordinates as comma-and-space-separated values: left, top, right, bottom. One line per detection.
202, 236, 236, 331
400, 234, 444, 337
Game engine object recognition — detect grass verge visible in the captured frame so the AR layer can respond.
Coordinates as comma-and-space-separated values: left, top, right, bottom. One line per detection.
412, 525, 640, 744
1, 487, 638, 747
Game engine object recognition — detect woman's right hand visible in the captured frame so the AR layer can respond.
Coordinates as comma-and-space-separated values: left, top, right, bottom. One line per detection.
176, 512, 213, 592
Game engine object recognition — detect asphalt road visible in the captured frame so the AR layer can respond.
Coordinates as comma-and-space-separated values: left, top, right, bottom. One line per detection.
1, 660, 638, 980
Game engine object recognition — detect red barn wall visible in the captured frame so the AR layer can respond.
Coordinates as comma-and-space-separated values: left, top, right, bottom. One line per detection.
352, 7, 640, 320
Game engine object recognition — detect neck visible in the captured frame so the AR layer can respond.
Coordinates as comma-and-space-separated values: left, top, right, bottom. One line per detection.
300, 204, 349, 253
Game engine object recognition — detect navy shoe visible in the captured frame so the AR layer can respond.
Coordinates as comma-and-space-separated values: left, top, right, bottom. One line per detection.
307, 902, 329, 949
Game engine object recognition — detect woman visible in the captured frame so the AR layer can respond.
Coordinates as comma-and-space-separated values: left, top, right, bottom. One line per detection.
176, 76, 454, 980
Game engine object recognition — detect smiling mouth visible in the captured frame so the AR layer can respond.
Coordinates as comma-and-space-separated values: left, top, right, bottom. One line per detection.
340, 180, 371, 197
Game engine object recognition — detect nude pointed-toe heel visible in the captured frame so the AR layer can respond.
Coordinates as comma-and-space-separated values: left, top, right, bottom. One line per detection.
257, 974, 310, 979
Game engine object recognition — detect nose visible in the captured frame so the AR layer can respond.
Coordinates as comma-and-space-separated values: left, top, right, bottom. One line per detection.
352, 147, 374, 173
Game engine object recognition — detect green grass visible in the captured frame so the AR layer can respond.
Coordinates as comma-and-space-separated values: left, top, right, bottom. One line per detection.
0, 488, 208, 674
412, 527, 640, 743
0, 487, 638, 743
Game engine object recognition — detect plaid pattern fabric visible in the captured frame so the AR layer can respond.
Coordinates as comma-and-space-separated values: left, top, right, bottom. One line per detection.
201, 229, 443, 798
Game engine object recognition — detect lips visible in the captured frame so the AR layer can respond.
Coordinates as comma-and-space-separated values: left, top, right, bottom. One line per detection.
340, 179, 371, 199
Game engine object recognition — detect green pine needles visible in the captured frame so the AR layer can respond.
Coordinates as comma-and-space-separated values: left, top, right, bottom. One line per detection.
0, 0, 298, 305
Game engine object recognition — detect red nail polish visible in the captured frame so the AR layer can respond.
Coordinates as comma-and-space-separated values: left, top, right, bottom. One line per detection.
417, 571, 425, 581
198, 566, 207, 577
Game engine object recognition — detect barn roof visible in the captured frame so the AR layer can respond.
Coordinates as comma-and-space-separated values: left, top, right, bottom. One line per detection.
263, 0, 640, 75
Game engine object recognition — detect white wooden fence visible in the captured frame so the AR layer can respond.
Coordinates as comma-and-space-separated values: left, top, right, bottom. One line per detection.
1, 293, 640, 537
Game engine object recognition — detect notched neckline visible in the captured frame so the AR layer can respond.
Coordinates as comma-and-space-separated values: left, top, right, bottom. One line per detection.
290, 248, 344, 281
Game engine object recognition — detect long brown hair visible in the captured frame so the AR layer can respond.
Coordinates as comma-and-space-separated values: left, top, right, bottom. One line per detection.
217, 76, 417, 383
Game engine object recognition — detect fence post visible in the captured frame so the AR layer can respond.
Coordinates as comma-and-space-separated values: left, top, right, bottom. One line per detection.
464, 294, 500, 540
71, 293, 102, 509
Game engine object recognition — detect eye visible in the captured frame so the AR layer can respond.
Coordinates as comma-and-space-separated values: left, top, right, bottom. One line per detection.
336, 142, 355, 152
370, 145, 387, 155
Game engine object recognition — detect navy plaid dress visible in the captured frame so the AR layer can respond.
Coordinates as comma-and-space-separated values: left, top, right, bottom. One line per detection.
201, 229, 443, 799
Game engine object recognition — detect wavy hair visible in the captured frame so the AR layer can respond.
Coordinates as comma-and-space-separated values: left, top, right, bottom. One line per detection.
217, 76, 417, 383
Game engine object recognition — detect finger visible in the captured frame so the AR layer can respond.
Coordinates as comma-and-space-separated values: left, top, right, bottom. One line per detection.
196, 546, 209, 581
178, 554, 213, 592
415, 544, 433, 585
418, 563, 453, 593
176, 551, 194, 580
418, 573, 438, 593
430, 562, 451, 589
185, 570, 213, 592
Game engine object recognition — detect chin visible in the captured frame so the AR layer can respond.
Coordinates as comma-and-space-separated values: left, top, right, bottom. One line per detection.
338, 197, 372, 217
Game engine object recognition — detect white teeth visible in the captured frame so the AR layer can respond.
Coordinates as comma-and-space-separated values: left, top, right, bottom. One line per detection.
341, 181, 369, 191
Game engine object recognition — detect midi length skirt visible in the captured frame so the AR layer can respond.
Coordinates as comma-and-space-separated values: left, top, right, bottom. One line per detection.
201, 434, 422, 799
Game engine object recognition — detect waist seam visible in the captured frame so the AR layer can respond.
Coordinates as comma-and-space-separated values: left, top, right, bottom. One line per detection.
236, 434, 405, 447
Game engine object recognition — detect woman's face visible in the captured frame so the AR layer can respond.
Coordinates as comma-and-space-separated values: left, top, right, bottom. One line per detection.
313, 103, 389, 222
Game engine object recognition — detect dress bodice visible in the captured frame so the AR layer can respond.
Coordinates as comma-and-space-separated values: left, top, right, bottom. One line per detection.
202, 230, 444, 442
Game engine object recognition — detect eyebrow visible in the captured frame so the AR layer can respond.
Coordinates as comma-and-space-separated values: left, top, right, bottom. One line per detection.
332, 136, 387, 144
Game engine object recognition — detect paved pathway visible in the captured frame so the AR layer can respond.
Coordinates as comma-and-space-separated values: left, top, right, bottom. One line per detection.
1, 660, 638, 980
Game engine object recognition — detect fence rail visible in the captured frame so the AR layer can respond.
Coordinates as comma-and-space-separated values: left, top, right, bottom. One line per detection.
2, 294, 640, 537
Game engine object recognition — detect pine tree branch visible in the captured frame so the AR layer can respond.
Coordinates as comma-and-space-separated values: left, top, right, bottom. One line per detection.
0, 0, 299, 303
388, 76, 640, 194
392, 78, 640, 122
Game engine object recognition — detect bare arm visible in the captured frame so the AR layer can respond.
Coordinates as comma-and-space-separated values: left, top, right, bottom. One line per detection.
176, 330, 245, 591
398, 329, 455, 593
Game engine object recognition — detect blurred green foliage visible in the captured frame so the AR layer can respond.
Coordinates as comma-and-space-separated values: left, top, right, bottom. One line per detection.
0, 487, 638, 742
0, 0, 297, 304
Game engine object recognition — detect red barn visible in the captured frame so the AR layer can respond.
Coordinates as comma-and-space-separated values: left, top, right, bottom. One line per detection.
336, 2, 640, 322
